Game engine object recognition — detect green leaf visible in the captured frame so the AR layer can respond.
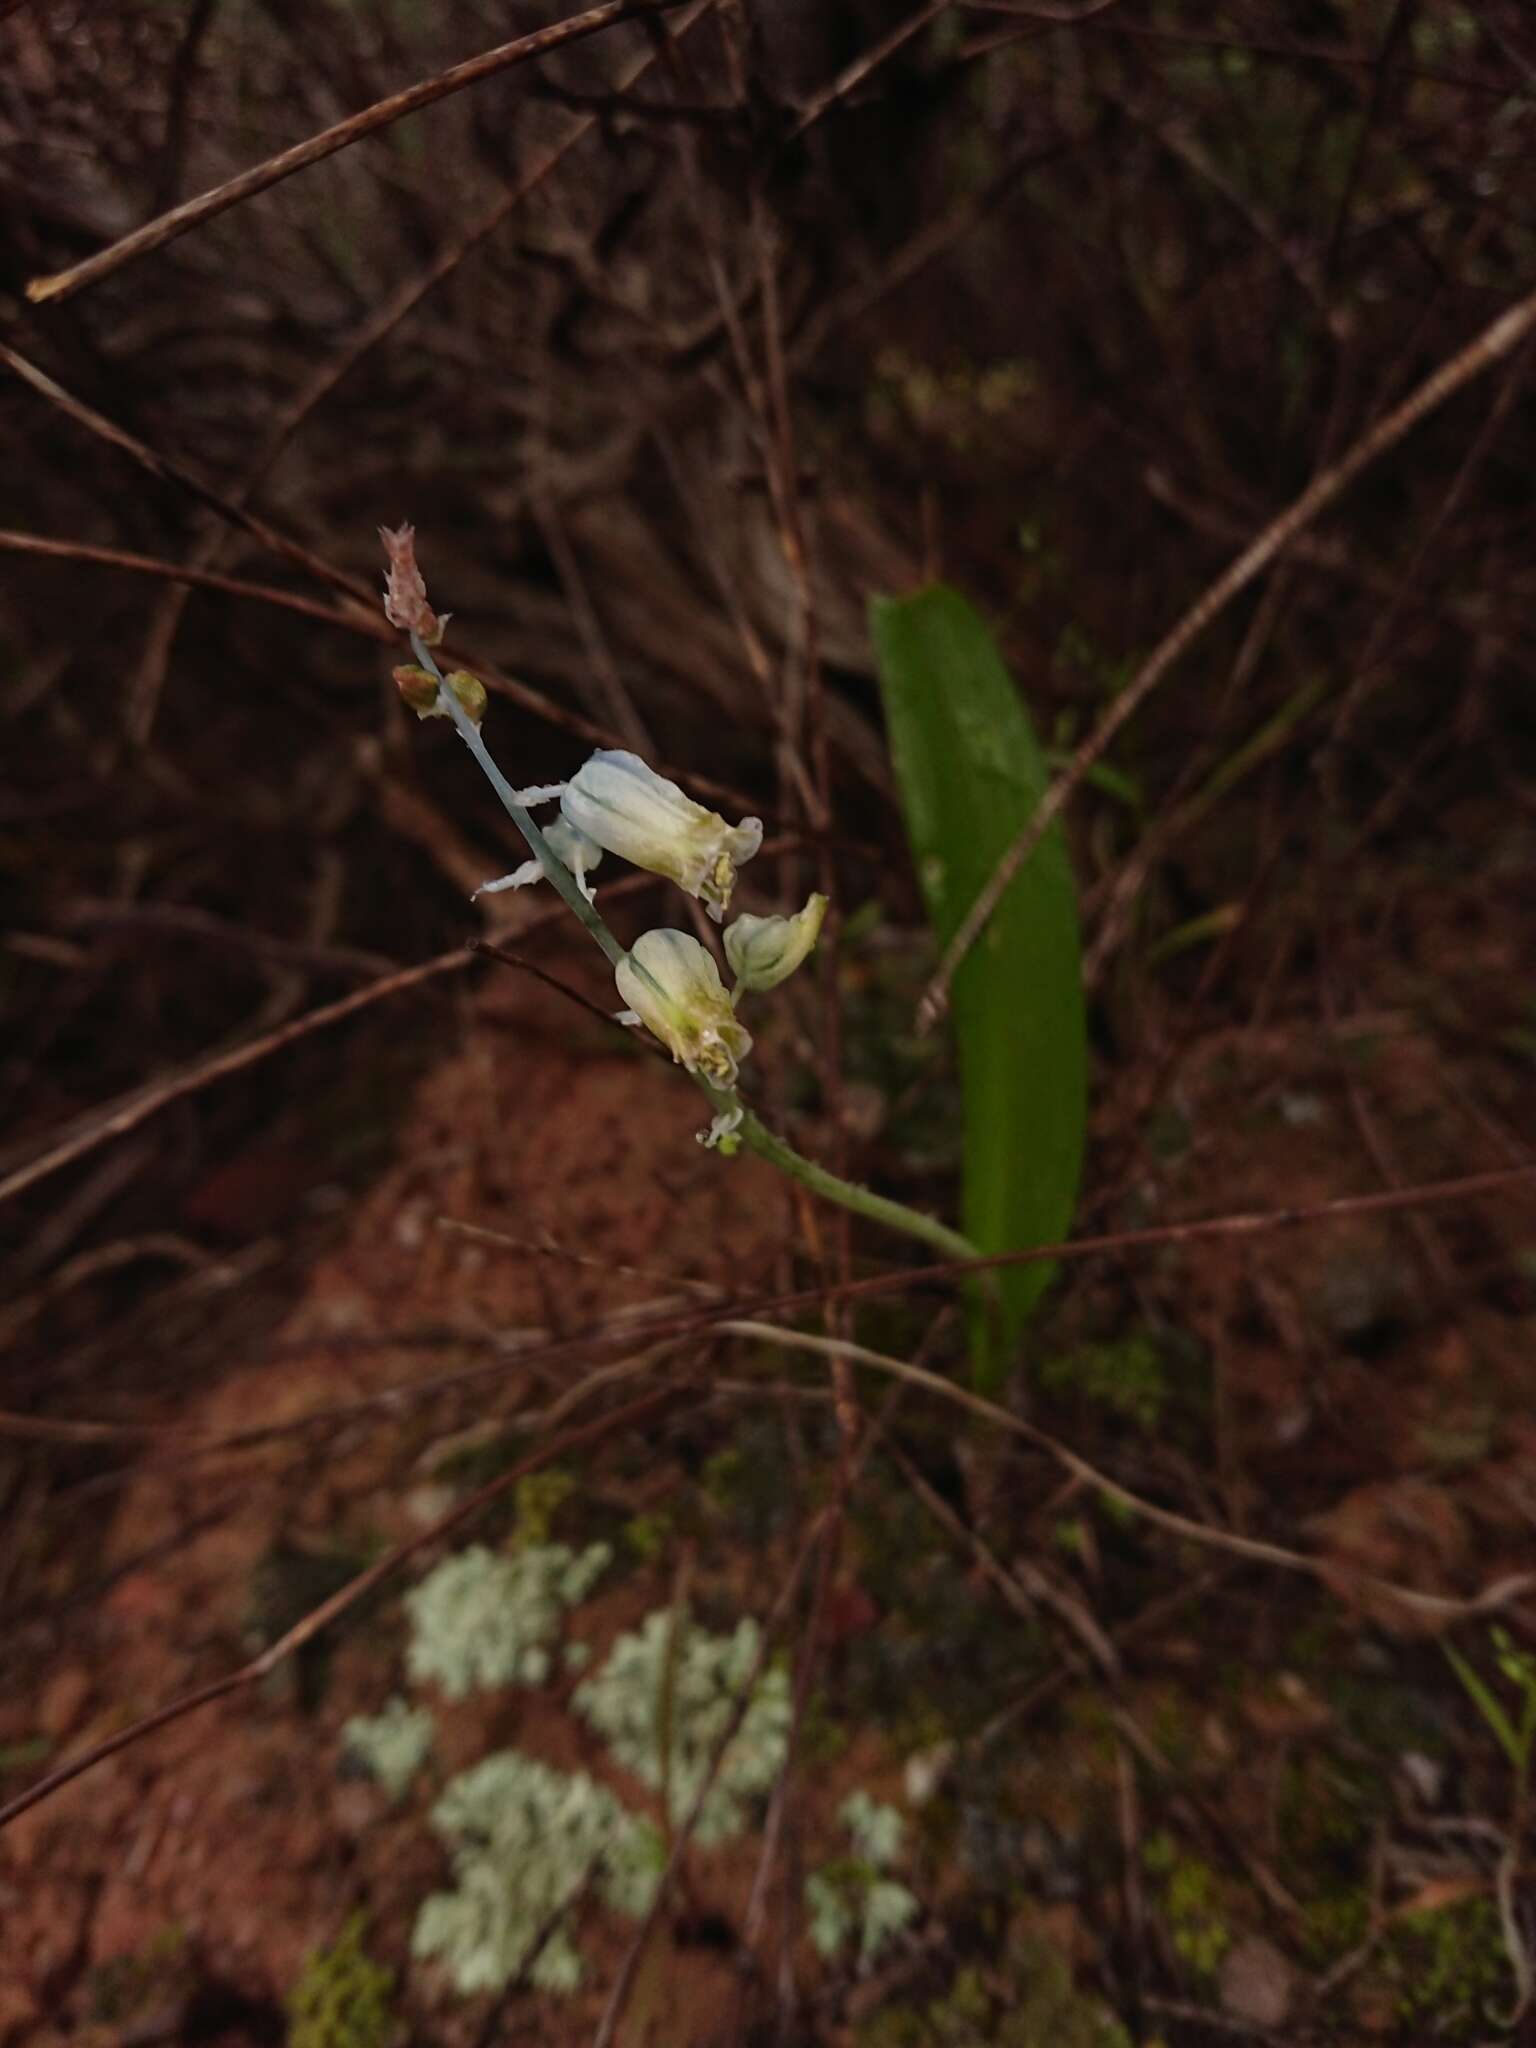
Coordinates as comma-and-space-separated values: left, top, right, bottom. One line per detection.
1444, 1639, 1527, 1776
871, 585, 1086, 1386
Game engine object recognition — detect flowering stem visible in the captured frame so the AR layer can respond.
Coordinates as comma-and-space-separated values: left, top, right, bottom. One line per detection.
411, 631, 627, 968
418, 641, 985, 1270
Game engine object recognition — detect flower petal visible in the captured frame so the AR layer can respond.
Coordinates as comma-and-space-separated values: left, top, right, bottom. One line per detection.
562, 751, 761, 919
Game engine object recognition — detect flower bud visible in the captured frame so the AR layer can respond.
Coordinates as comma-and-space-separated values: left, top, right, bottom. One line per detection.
393, 663, 439, 715
615, 929, 752, 1086
442, 670, 487, 724
724, 892, 828, 994
394, 665, 487, 726
561, 751, 762, 922
380, 522, 448, 644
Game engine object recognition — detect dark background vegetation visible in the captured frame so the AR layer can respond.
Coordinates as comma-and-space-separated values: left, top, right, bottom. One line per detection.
3, 2, 1536, 2042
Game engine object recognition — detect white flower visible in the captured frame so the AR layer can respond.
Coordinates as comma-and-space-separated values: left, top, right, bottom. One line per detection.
724, 892, 827, 994
698, 1102, 744, 1151
615, 930, 752, 1086
561, 751, 762, 921
473, 814, 603, 904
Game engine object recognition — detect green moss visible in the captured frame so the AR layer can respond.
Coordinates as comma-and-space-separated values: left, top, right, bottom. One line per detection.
88, 1928, 187, 2026
1278, 1752, 1384, 1878
1329, 1666, 1446, 1758
867, 346, 1039, 457
622, 1510, 672, 1561
843, 1511, 1050, 1743
1298, 1887, 1370, 1969
856, 1937, 1129, 2047
701, 1445, 747, 1506
287, 1915, 396, 2048
1142, 1833, 1233, 1980
512, 1468, 574, 1549
1381, 1896, 1510, 2037
698, 1418, 796, 1542
1038, 1334, 1168, 1432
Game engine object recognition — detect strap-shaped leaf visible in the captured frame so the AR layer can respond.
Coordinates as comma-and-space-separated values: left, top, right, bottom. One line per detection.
871, 585, 1086, 1387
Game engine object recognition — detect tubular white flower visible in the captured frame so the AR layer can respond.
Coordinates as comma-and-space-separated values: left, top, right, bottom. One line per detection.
724, 892, 828, 995
615, 929, 752, 1086
473, 815, 602, 903
561, 751, 762, 922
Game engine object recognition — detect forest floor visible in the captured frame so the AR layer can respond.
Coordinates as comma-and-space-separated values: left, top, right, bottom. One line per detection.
4, 824, 1535, 2048
5, 9, 1536, 2043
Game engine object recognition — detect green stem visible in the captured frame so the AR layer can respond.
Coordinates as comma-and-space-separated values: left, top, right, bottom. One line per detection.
412, 632, 626, 967
694, 1079, 981, 1266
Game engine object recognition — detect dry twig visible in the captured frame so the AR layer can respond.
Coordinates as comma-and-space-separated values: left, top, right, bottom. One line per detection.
25, 0, 690, 305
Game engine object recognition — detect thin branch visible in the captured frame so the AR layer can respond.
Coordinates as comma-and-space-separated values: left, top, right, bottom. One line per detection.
0, 864, 682, 1220
0, 952, 471, 1211
469, 938, 667, 1052
0, 343, 380, 607
124, 0, 721, 743
719, 1322, 1536, 1623
0, 528, 391, 639
0, 1388, 675, 1834
65, 899, 398, 982
791, 0, 957, 135
25, 0, 689, 305
916, 286, 1536, 1029
109, 1160, 1536, 1471
0, 353, 761, 801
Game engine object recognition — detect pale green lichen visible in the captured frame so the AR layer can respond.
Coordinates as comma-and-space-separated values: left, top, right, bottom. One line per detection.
413, 1751, 663, 1996
403, 1541, 610, 1698
843, 1788, 906, 1867
574, 1613, 791, 1845
343, 1697, 434, 1802
806, 1793, 918, 1964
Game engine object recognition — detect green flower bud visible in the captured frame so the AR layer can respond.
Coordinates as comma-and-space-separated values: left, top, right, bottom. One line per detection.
393, 663, 439, 715
443, 670, 487, 724
393, 665, 487, 726
724, 892, 828, 994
